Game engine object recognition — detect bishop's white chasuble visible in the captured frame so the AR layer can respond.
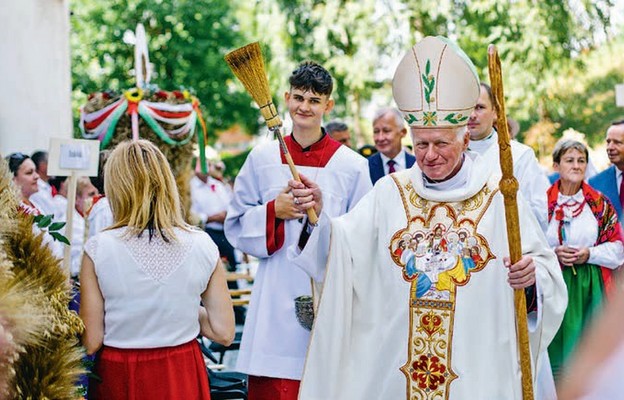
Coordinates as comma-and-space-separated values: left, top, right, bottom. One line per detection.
297, 153, 567, 400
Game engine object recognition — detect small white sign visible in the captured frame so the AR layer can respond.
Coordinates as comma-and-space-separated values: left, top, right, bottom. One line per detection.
59, 143, 91, 170
616, 84, 624, 107
48, 138, 100, 177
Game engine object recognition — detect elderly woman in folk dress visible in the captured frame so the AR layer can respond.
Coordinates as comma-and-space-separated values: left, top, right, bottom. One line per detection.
546, 139, 624, 380
80, 140, 235, 399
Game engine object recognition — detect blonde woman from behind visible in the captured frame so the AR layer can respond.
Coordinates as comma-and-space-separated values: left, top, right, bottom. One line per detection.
80, 140, 234, 400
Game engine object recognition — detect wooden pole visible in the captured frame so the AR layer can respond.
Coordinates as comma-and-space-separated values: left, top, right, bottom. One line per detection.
487, 44, 534, 400
272, 129, 318, 224
62, 171, 77, 277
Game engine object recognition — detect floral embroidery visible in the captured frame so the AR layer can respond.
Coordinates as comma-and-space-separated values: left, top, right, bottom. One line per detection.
422, 60, 435, 106
423, 111, 437, 126
443, 112, 469, 125
412, 354, 447, 391
405, 113, 419, 125
390, 173, 498, 399
419, 311, 444, 337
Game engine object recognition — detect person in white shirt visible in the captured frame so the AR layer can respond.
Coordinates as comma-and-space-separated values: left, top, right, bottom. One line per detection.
29, 150, 56, 215
6, 152, 63, 259
191, 159, 247, 324
86, 150, 113, 239
224, 61, 371, 399
288, 36, 566, 400
80, 140, 234, 399
467, 83, 551, 232
191, 159, 236, 269
49, 176, 98, 278
545, 139, 623, 380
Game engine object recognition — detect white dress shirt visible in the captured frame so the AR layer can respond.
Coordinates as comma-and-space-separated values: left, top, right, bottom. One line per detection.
379, 149, 408, 175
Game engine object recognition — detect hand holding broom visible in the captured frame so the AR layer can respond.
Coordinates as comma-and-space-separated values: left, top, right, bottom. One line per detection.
225, 42, 319, 224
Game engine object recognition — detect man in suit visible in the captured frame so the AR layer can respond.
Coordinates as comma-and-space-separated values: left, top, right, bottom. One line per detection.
589, 120, 624, 224
368, 107, 416, 184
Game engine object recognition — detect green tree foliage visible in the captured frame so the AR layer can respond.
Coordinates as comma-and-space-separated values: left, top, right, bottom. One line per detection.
71, 0, 622, 157
541, 36, 624, 146
70, 0, 260, 136
399, 0, 615, 123
238, 0, 395, 142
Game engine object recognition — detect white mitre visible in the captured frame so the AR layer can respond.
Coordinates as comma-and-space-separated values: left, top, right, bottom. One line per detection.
392, 36, 480, 128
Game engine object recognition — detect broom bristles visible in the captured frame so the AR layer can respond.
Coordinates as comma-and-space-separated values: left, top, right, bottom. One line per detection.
225, 42, 282, 128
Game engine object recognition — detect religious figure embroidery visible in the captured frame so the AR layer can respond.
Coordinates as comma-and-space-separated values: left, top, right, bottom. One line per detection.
390, 173, 497, 399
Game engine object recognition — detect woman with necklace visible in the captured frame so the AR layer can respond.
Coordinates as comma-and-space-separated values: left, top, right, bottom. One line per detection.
546, 139, 623, 380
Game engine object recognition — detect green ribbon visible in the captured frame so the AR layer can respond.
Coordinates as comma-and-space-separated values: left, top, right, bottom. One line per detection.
101, 100, 129, 149
138, 103, 194, 146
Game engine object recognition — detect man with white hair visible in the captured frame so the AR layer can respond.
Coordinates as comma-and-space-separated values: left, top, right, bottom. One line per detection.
288, 36, 566, 399
368, 107, 415, 184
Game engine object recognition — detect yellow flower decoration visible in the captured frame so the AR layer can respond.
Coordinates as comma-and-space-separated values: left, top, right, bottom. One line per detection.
124, 88, 144, 103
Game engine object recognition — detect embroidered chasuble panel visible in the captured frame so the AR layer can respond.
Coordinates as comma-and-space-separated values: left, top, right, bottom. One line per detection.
389, 174, 498, 400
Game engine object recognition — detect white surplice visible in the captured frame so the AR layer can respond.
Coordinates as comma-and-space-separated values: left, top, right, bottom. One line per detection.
224, 135, 371, 380
470, 130, 551, 232
87, 196, 113, 239
294, 151, 567, 399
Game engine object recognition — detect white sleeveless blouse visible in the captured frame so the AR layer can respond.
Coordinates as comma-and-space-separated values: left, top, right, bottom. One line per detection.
85, 227, 219, 348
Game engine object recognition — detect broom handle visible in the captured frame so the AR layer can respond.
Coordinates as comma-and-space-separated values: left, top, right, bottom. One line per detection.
273, 129, 319, 225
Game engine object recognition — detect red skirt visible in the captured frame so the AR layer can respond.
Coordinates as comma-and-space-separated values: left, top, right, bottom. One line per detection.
89, 340, 211, 400
248, 375, 300, 400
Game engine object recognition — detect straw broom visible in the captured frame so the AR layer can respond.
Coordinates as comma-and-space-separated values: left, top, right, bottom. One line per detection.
488, 44, 534, 400
225, 42, 318, 224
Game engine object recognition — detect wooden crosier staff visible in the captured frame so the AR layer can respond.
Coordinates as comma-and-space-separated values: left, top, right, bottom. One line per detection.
488, 44, 534, 400
224, 42, 319, 225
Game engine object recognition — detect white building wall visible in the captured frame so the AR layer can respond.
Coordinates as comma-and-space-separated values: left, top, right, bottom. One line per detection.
0, 0, 72, 155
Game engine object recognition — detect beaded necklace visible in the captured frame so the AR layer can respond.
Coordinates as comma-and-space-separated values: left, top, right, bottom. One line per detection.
554, 195, 586, 245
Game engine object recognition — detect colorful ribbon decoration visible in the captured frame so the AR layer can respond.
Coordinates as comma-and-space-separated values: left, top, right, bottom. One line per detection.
79, 89, 209, 172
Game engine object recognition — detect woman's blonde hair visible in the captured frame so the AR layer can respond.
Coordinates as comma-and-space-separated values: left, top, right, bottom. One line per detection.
104, 140, 188, 241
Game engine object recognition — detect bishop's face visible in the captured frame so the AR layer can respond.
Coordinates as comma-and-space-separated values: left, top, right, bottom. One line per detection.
411, 127, 469, 182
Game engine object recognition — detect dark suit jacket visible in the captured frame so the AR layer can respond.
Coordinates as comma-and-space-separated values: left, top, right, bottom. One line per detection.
368, 151, 416, 185
589, 165, 623, 223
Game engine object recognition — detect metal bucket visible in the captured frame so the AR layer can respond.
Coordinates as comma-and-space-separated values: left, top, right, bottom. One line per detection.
294, 295, 314, 331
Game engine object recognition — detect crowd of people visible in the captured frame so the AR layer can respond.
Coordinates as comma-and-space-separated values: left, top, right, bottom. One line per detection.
4, 35, 624, 399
